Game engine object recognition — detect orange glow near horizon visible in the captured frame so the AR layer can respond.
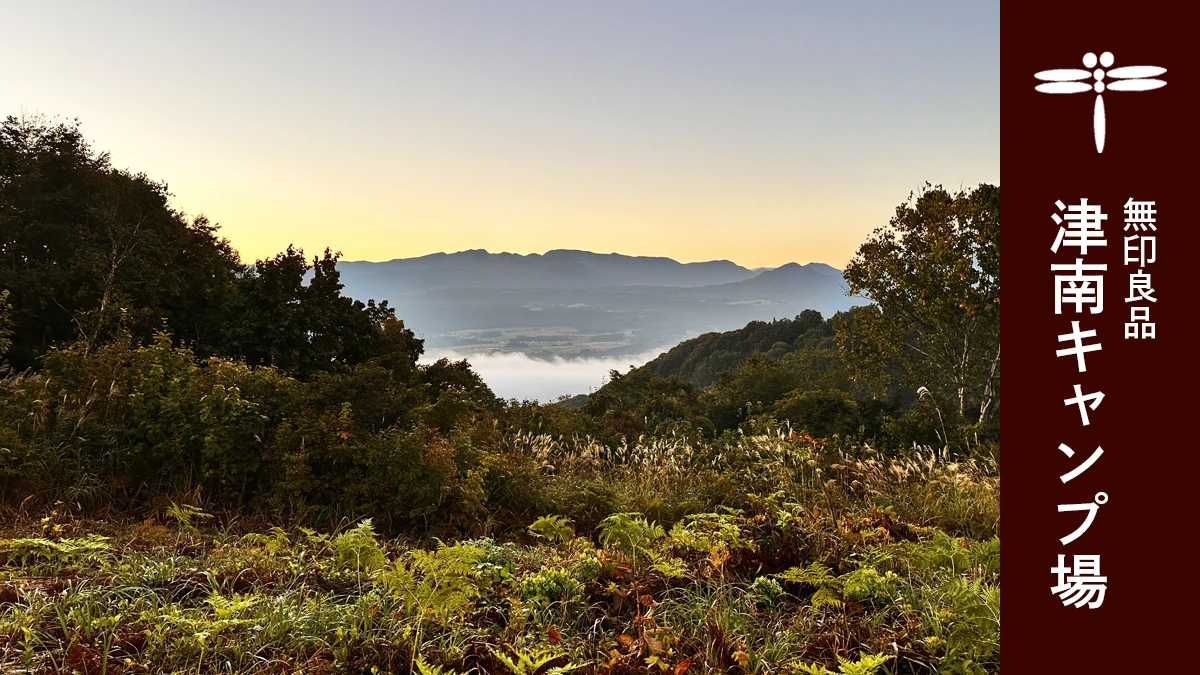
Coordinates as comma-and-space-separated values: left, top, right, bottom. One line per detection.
2, 3, 998, 269
160, 164, 921, 269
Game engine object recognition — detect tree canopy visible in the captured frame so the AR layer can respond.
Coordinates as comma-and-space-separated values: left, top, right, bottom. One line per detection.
0, 115, 240, 370
0, 115, 421, 379
640, 309, 834, 387
839, 183, 1000, 425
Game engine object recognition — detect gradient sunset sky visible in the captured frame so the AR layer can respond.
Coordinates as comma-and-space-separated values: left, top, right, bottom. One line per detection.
1, 2, 998, 269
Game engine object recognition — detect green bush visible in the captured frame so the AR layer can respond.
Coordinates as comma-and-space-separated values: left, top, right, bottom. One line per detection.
519, 567, 584, 606
772, 389, 861, 439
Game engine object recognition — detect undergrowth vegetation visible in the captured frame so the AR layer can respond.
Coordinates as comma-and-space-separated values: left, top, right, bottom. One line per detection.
1, 433, 998, 675
0, 311, 1000, 674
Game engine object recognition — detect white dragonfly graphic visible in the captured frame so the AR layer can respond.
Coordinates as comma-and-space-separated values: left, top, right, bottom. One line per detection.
1035, 52, 1166, 153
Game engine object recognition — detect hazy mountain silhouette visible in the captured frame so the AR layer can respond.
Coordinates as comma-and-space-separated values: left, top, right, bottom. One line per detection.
338, 249, 758, 296
337, 251, 868, 359
683, 262, 844, 299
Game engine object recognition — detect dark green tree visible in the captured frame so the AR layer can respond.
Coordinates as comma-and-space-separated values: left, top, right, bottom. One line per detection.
220, 246, 402, 378
584, 367, 708, 441
772, 389, 861, 439
416, 357, 501, 434
220, 246, 304, 372
0, 115, 240, 369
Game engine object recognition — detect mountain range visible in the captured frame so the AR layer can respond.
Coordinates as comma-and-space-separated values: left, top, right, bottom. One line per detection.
336, 250, 868, 359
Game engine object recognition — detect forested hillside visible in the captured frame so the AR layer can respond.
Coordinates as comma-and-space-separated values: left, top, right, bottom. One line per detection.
639, 309, 835, 387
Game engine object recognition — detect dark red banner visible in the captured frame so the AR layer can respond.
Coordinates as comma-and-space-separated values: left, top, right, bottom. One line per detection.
1004, 3, 1195, 669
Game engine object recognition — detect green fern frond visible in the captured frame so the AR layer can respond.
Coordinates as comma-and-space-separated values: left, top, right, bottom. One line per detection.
488, 646, 581, 675
796, 653, 892, 675
415, 656, 468, 675
332, 519, 387, 574
528, 515, 575, 543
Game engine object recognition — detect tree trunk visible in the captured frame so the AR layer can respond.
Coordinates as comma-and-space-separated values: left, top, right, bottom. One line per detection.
978, 343, 1001, 424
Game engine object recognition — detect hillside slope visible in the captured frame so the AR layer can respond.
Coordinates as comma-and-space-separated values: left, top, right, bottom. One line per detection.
639, 309, 839, 387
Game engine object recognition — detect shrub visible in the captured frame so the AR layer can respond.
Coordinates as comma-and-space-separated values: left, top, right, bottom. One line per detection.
519, 567, 584, 606
773, 389, 861, 439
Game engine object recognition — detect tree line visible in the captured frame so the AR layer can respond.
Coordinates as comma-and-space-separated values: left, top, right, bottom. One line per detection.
0, 115, 420, 377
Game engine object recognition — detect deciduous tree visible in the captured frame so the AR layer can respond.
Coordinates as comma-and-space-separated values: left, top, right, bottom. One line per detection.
839, 183, 1000, 424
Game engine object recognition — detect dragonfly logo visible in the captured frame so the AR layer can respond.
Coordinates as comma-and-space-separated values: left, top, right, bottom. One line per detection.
1035, 52, 1166, 153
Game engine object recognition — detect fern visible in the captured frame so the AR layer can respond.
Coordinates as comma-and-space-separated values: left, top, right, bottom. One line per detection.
915, 577, 1000, 672
205, 591, 263, 619
242, 527, 291, 556
597, 512, 664, 570
0, 534, 111, 571
841, 567, 899, 604
415, 656, 468, 675
489, 645, 581, 675
332, 519, 387, 574
380, 542, 486, 625
299, 526, 331, 545
796, 653, 892, 675
165, 502, 212, 538
528, 515, 575, 544
776, 562, 843, 608
904, 531, 999, 579
776, 560, 900, 608
668, 512, 751, 552
647, 552, 689, 580
777, 561, 838, 587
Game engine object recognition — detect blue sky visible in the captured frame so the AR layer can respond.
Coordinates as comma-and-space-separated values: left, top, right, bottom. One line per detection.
0, 1, 999, 267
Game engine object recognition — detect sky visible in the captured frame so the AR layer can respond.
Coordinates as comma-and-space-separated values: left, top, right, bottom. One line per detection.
1, 2, 998, 269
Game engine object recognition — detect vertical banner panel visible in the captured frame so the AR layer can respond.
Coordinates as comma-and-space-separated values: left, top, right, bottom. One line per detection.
1004, 3, 1194, 668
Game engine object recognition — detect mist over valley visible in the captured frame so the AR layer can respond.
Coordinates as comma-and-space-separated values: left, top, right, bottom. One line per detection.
339, 249, 868, 399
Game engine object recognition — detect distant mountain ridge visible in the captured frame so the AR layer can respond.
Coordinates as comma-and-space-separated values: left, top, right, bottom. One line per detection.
335, 250, 869, 360
339, 249, 760, 294
681, 262, 845, 300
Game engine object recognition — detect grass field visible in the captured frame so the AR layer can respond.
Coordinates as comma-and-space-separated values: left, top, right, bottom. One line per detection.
1, 438, 999, 675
